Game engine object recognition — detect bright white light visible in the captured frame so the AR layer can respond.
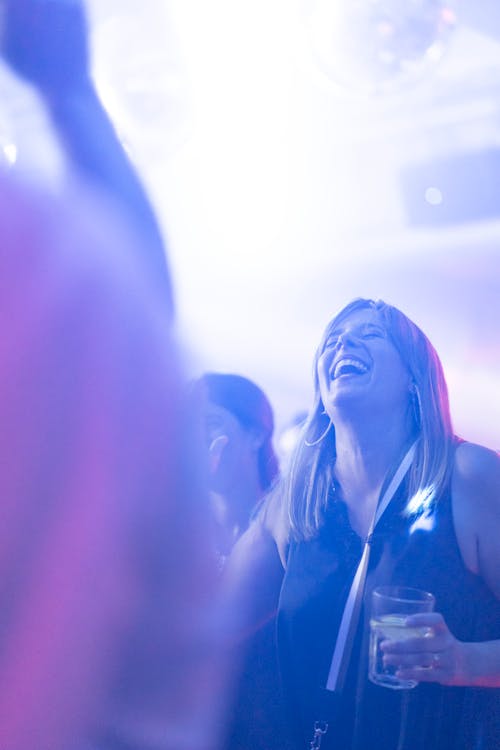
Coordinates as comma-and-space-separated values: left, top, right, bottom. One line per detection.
447, 364, 500, 451
425, 186, 443, 205
2, 142, 17, 166
79, 1, 500, 446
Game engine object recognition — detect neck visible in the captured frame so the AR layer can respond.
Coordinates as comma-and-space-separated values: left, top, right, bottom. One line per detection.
332, 407, 413, 516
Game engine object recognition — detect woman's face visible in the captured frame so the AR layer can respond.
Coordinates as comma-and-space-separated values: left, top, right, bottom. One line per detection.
203, 400, 258, 494
317, 308, 412, 420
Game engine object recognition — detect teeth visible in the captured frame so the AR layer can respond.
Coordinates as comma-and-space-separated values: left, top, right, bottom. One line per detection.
333, 357, 368, 379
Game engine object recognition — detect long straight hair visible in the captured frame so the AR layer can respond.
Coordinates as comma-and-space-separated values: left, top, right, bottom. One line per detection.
284, 299, 455, 540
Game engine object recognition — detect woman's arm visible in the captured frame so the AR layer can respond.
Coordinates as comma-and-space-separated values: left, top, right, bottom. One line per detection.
225, 512, 285, 623
382, 442, 500, 687
221, 492, 287, 653
452, 441, 500, 598
1, 0, 173, 313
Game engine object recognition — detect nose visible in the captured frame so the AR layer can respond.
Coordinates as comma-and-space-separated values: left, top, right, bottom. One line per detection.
334, 330, 359, 350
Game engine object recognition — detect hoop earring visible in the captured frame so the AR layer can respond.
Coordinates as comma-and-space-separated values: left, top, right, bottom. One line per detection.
305, 419, 332, 447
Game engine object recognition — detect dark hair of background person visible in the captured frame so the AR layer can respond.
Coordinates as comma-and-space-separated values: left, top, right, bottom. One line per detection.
200, 372, 280, 491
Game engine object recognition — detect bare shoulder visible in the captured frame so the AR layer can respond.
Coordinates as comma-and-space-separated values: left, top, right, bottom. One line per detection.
452, 441, 500, 597
229, 514, 274, 572
224, 500, 285, 626
453, 441, 500, 498
227, 492, 286, 582
259, 488, 290, 568
228, 488, 290, 573
455, 443, 500, 482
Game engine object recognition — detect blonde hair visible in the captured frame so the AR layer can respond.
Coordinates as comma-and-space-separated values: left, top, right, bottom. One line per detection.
284, 299, 455, 540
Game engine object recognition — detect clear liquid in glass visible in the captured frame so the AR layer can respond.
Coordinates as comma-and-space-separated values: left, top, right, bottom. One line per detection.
368, 614, 432, 689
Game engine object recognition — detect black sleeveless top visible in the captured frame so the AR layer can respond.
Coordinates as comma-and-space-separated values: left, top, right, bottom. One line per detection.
278, 463, 500, 750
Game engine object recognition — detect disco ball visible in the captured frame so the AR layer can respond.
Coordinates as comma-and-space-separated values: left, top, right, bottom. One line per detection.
90, 3, 191, 159
302, 0, 457, 96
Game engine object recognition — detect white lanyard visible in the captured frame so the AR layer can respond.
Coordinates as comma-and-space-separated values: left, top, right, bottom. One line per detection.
325, 442, 417, 692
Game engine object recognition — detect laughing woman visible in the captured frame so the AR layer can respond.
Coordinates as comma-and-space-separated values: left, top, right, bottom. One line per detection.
234, 298, 500, 750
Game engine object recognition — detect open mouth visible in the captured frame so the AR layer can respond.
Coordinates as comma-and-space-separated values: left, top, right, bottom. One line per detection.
332, 357, 369, 379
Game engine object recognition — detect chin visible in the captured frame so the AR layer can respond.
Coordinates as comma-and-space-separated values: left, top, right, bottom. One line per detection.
328, 390, 370, 415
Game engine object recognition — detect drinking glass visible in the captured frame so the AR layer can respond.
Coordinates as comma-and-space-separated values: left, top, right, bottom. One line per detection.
368, 585, 435, 689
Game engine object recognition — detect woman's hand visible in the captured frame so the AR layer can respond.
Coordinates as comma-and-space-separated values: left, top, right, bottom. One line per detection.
380, 612, 468, 686
1, 0, 90, 95
383, 443, 500, 689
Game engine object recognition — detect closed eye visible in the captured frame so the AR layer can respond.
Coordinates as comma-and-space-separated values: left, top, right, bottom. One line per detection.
324, 336, 340, 349
361, 328, 385, 339
323, 325, 386, 348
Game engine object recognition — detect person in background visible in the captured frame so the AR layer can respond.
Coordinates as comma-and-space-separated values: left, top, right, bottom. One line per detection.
192, 372, 289, 750
234, 297, 500, 750
0, 169, 227, 750
0, 2, 228, 749
1, 0, 173, 316
195, 372, 279, 563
